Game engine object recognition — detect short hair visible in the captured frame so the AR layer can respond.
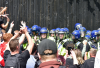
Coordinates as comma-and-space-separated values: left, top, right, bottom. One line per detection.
90, 48, 97, 56
9, 39, 19, 52
63, 41, 73, 48
3, 33, 13, 42
31, 44, 37, 54
66, 43, 74, 50
40, 54, 57, 61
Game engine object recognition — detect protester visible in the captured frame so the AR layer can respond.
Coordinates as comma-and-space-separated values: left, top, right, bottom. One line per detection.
0, 7, 10, 30
94, 50, 100, 68
4, 25, 34, 68
82, 48, 97, 68
38, 39, 66, 68
0, 33, 13, 67
26, 44, 37, 68
65, 43, 84, 68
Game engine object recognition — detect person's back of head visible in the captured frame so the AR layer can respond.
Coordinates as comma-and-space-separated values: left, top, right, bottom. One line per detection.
63, 41, 73, 48
66, 43, 74, 50
3, 33, 13, 42
90, 48, 97, 57
74, 49, 84, 65
38, 39, 57, 62
9, 39, 19, 52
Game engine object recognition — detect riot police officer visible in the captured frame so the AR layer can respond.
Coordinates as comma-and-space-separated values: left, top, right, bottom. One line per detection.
57, 28, 68, 56
48, 29, 56, 42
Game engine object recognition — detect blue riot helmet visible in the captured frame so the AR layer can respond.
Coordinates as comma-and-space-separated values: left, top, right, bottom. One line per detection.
72, 30, 81, 39
85, 35, 91, 41
55, 28, 60, 33
58, 28, 65, 34
62, 28, 66, 33
50, 29, 55, 34
64, 28, 69, 33
86, 30, 91, 36
74, 23, 82, 30
31, 25, 40, 36
64, 28, 71, 38
31, 25, 39, 32
79, 27, 86, 37
40, 28, 48, 34
91, 30, 98, 39
27, 28, 32, 36
42, 27, 49, 33
40, 28, 48, 39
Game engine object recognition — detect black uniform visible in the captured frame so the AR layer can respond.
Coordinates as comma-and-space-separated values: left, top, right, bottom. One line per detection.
81, 57, 95, 68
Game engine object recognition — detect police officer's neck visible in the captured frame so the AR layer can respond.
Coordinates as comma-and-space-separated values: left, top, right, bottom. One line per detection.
73, 39, 79, 43
41, 58, 57, 63
59, 39, 63, 42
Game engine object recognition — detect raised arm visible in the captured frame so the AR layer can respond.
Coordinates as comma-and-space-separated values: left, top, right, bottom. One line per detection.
20, 27, 34, 54
19, 21, 26, 45
0, 7, 7, 15
7, 21, 14, 33
5, 32, 20, 50
1, 15, 10, 29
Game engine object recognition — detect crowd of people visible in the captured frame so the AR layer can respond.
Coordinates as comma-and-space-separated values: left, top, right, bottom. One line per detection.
0, 7, 100, 68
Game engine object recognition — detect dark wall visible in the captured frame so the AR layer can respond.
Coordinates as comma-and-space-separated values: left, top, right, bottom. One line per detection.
0, 0, 100, 32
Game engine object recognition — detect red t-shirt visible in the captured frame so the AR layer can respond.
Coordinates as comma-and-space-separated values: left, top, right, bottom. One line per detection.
0, 42, 7, 66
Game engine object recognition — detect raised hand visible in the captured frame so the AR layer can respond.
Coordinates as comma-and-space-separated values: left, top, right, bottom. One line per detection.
10, 21, 14, 29
21, 21, 26, 27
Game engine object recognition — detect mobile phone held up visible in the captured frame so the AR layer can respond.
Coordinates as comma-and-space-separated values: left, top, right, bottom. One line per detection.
68, 47, 72, 55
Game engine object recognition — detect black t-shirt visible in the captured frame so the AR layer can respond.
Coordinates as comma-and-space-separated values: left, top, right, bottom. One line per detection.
66, 58, 77, 68
4, 50, 30, 68
81, 57, 95, 68
66, 58, 83, 68
0, 18, 4, 29
78, 42, 90, 52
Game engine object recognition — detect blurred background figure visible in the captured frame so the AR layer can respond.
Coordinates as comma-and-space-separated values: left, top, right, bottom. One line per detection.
82, 48, 97, 68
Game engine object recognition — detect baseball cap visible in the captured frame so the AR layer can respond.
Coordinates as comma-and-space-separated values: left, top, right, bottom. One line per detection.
38, 39, 57, 55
